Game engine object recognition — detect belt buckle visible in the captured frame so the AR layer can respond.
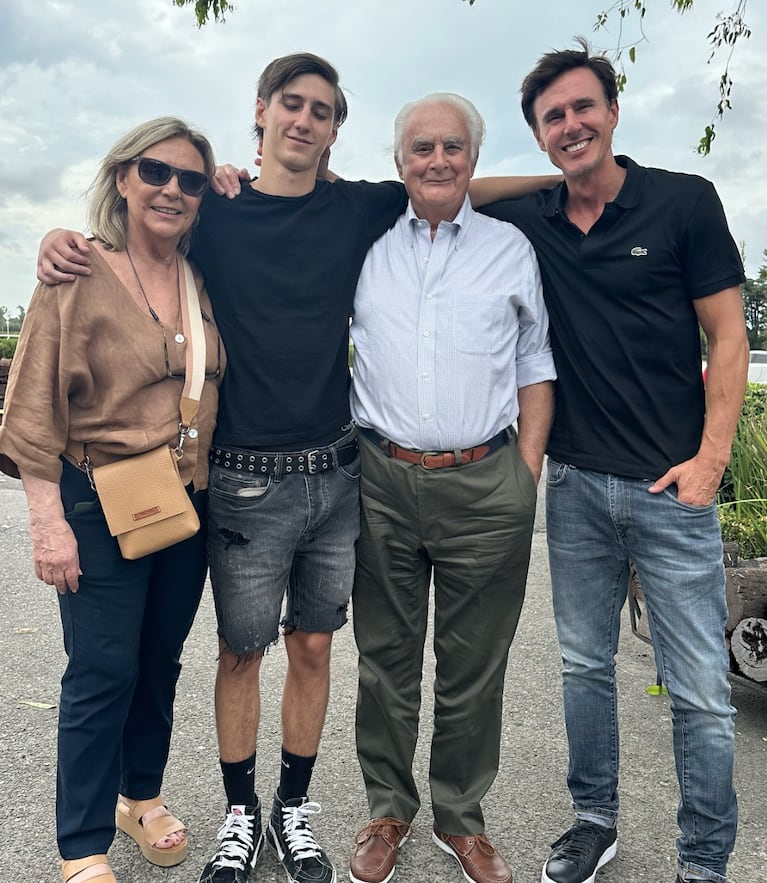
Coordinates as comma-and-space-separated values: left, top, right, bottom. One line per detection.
306, 449, 320, 474
420, 451, 443, 469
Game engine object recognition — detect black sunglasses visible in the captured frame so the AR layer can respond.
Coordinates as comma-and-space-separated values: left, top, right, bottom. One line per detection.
129, 156, 209, 197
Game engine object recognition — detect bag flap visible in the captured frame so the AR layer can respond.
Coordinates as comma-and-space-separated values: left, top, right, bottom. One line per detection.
93, 446, 191, 537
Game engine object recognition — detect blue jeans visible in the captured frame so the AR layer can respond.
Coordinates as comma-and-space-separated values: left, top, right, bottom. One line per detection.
546, 461, 736, 883
207, 447, 360, 655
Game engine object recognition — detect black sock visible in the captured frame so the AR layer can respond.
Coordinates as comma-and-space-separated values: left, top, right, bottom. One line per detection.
220, 752, 257, 807
277, 748, 317, 802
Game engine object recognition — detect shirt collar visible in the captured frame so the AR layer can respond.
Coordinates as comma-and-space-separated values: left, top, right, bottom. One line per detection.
542, 154, 642, 218
406, 192, 473, 236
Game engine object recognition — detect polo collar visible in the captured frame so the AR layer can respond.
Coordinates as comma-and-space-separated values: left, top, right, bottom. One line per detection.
542, 155, 643, 219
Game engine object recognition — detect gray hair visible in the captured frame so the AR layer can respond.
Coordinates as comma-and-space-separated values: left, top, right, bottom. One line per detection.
393, 92, 486, 165
86, 116, 216, 255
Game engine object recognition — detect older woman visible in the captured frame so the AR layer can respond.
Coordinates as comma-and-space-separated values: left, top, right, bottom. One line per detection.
0, 118, 223, 883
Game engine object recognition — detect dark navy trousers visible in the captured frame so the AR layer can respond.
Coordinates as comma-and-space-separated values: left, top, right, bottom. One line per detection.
56, 460, 208, 859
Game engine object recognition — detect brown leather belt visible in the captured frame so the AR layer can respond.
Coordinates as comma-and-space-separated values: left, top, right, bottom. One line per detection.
360, 427, 510, 470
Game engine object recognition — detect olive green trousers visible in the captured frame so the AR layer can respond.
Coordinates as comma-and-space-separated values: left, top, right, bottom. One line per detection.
353, 432, 538, 835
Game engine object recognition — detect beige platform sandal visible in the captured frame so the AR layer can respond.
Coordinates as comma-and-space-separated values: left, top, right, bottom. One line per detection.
115, 795, 188, 867
61, 854, 116, 883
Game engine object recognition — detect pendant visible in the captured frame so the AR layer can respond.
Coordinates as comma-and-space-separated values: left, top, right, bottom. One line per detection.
174, 332, 186, 344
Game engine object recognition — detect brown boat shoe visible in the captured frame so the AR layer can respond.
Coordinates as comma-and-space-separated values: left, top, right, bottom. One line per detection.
432, 827, 512, 883
349, 817, 412, 883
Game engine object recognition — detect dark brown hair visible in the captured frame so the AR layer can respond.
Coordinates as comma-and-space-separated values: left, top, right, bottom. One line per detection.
521, 37, 618, 131
253, 52, 348, 140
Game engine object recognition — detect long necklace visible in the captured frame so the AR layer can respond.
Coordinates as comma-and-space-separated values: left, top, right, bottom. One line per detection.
125, 246, 185, 343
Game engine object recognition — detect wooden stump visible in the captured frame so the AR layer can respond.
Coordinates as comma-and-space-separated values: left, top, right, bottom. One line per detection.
631, 556, 767, 691
725, 558, 767, 632
731, 617, 767, 682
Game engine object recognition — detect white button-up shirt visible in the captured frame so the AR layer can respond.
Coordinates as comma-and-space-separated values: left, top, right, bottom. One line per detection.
350, 195, 556, 450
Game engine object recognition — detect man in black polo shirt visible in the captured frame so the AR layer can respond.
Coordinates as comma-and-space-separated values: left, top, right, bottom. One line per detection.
483, 40, 748, 883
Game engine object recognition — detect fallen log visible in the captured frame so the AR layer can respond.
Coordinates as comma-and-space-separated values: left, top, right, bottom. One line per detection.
731, 617, 767, 682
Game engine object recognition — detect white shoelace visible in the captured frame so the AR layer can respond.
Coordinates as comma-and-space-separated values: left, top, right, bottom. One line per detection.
281, 801, 323, 860
212, 810, 256, 868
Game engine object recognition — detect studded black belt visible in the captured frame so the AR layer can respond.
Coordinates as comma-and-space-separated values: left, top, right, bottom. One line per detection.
210, 441, 358, 477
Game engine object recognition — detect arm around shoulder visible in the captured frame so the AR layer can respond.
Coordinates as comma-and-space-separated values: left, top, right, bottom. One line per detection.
469, 173, 562, 208
38, 229, 92, 284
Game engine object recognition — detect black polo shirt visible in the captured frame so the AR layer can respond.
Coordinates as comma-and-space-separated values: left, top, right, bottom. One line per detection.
482, 155, 745, 479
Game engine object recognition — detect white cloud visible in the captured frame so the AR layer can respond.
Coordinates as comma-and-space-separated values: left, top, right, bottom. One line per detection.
2, 0, 765, 309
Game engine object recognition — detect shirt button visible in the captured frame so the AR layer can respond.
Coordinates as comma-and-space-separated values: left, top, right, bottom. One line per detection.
423, 413, 432, 421
426, 294, 433, 300
423, 331, 430, 337
422, 372, 429, 379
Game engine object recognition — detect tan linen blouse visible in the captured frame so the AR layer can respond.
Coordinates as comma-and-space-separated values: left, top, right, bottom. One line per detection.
0, 248, 224, 490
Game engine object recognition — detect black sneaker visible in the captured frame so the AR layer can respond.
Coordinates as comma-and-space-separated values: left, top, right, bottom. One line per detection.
198, 803, 264, 883
266, 792, 337, 883
541, 820, 617, 883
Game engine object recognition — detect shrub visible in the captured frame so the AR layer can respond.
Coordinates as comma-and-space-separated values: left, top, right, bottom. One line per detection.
0, 338, 17, 359
718, 383, 767, 558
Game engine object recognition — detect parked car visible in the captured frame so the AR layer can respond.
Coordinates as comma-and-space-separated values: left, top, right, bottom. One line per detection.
748, 350, 767, 384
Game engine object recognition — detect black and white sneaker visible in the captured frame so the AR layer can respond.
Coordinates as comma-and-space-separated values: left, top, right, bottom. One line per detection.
198, 803, 264, 883
541, 820, 617, 883
266, 793, 337, 883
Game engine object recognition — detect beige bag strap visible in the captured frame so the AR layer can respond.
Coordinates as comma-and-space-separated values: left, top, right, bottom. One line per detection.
177, 256, 206, 447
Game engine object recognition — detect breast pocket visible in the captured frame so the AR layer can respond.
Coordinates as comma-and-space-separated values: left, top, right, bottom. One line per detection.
452, 296, 508, 355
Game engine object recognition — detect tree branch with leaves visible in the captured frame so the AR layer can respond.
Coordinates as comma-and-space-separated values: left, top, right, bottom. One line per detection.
172, 0, 235, 26
462, 0, 750, 155
591, 0, 750, 155
173, 0, 750, 154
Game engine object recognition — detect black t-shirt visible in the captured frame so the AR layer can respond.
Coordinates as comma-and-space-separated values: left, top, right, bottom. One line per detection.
191, 179, 407, 449
482, 156, 745, 478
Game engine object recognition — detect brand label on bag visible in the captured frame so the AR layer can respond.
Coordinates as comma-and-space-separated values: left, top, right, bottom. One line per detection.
132, 506, 162, 521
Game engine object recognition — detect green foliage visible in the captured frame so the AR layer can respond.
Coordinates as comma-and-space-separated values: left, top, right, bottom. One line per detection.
591, 1, 750, 156
0, 305, 25, 336
742, 249, 767, 350
718, 382, 767, 558
461, 1, 750, 155
0, 338, 17, 359
172, 0, 235, 26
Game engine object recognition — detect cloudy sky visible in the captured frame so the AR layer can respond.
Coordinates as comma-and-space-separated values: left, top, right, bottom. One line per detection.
1, 0, 764, 314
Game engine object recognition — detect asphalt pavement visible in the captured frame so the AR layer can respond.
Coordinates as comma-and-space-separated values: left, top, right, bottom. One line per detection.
1, 472, 765, 883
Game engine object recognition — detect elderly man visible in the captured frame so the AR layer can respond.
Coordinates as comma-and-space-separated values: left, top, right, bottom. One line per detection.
482, 41, 748, 883
348, 93, 556, 883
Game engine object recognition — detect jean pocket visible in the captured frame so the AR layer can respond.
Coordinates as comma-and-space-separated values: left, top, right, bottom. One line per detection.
661, 486, 717, 511
546, 458, 573, 487
337, 453, 361, 482
210, 469, 274, 501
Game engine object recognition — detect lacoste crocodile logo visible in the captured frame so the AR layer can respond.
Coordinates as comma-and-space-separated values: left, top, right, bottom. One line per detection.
630, 246, 648, 256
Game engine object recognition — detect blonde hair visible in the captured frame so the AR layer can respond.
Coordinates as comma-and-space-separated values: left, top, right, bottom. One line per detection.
86, 116, 216, 255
